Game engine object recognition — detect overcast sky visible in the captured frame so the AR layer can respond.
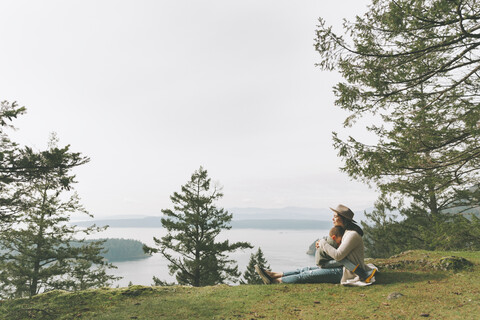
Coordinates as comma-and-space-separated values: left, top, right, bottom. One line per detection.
1, 0, 376, 218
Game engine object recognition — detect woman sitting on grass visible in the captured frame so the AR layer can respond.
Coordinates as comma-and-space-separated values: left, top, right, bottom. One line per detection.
255, 204, 376, 285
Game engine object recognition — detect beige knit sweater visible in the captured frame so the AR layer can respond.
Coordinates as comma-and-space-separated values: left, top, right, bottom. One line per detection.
321, 229, 370, 283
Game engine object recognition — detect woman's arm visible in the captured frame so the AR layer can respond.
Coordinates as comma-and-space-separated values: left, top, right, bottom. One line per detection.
321, 231, 360, 261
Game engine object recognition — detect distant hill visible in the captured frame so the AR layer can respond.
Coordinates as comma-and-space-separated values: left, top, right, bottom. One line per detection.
230, 206, 369, 222
74, 217, 331, 230
75, 217, 164, 228
74, 206, 370, 229
229, 207, 332, 220
231, 219, 331, 230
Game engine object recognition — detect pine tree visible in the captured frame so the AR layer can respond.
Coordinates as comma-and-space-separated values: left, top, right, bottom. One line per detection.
242, 247, 271, 284
0, 135, 119, 298
144, 167, 252, 287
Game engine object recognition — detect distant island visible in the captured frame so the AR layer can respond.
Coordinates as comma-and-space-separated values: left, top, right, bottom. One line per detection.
3, 238, 151, 263
82, 238, 150, 262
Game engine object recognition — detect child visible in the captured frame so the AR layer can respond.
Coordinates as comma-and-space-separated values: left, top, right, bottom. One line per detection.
316, 226, 376, 283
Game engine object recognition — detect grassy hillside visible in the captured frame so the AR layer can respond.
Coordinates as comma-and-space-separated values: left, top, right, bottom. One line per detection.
1, 250, 479, 319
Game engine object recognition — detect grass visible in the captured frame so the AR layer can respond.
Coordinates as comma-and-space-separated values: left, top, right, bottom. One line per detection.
1, 250, 479, 319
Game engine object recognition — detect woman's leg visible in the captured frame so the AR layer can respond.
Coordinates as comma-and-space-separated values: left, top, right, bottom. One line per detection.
282, 266, 320, 277
327, 259, 377, 282
322, 258, 361, 271
321, 260, 344, 269
265, 266, 320, 280
281, 267, 342, 284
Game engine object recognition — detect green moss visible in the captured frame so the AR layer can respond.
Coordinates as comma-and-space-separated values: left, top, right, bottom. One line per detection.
438, 256, 473, 271
373, 250, 476, 272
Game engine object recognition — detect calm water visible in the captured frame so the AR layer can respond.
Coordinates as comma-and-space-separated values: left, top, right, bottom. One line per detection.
87, 227, 329, 287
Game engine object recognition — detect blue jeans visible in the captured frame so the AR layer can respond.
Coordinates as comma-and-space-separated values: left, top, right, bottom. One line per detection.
281, 266, 343, 284
321, 260, 344, 268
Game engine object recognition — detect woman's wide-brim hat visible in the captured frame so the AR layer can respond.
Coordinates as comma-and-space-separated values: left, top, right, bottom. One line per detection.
330, 204, 357, 223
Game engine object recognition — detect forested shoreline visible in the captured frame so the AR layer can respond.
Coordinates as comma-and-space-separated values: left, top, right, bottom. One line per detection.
82, 238, 151, 262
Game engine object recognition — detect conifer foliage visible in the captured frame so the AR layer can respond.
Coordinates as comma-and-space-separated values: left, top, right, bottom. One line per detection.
315, 0, 480, 257
0, 101, 86, 225
0, 104, 119, 298
144, 167, 252, 287
0, 101, 27, 223
242, 247, 270, 284
0, 134, 118, 298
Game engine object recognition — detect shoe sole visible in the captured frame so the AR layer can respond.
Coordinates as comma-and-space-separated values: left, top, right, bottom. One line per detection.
254, 265, 271, 284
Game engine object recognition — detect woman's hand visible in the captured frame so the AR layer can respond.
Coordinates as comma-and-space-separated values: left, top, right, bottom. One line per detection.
316, 238, 327, 249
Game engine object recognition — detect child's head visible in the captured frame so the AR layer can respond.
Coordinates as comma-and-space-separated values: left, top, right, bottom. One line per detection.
329, 226, 345, 245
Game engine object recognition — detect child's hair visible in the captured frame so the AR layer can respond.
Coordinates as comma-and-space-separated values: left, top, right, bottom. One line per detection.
329, 226, 345, 238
